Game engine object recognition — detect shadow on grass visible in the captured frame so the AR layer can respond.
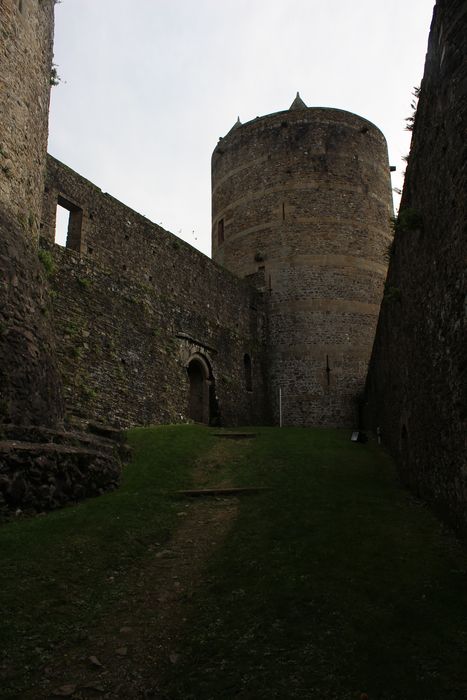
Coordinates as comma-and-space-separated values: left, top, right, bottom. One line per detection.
2, 426, 467, 700
159, 428, 467, 700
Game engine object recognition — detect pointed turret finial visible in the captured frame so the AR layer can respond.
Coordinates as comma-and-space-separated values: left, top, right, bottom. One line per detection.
226, 116, 242, 136
289, 91, 307, 110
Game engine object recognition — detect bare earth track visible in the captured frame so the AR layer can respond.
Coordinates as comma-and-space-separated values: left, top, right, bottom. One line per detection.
22, 438, 245, 699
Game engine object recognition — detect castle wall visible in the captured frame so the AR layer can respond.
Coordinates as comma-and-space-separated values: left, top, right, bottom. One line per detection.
0, 0, 64, 427
41, 157, 269, 428
212, 108, 393, 426
0, 0, 54, 230
364, 0, 467, 533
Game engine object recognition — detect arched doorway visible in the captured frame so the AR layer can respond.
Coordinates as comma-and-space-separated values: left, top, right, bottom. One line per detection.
187, 356, 210, 424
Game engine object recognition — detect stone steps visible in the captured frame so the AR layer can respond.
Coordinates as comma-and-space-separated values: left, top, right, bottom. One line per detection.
0, 428, 123, 517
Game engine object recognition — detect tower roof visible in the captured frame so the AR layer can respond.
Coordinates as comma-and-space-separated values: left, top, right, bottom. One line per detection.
226, 116, 242, 135
289, 92, 308, 110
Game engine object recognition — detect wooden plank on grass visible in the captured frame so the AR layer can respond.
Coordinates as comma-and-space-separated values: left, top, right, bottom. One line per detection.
212, 433, 256, 439
173, 487, 270, 497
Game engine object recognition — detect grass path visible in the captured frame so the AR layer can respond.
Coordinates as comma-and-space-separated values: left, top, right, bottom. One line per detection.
1, 426, 467, 699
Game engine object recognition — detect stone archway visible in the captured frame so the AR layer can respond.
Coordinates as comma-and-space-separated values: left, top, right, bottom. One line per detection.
187, 355, 211, 424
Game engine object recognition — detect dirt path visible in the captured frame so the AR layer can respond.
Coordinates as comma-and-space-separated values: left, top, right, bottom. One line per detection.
23, 438, 247, 699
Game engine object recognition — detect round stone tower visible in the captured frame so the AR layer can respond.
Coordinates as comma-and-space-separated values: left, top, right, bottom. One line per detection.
211, 94, 393, 426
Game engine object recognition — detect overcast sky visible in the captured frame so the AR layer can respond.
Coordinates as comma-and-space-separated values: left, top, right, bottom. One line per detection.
48, 0, 435, 256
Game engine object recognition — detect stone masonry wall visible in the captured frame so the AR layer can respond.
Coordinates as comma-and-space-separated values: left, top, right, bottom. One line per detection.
0, 0, 54, 231
41, 157, 269, 428
0, 0, 64, 427
364, 0, 467, 534
212, 107, 393, 427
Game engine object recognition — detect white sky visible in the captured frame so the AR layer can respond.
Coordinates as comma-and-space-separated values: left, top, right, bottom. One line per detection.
48, 0, 435, 256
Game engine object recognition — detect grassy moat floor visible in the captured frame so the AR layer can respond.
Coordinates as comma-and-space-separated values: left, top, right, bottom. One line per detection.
1, 426, 467, 699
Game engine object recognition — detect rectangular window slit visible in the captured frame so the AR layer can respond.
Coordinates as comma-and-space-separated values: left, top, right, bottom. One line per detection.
326, 355, 331, 386
218, 218, 224, 245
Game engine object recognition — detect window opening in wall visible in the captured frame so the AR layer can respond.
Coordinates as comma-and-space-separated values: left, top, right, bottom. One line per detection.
282, 202, 286, 220
55, 196, 83, 251
55, 204, 70, 247
244, 353, 252, 392
218, 218, 224, 245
